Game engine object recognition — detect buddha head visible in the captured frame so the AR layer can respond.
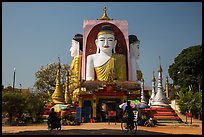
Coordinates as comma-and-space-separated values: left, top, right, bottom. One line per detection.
70, 34, 83, 57
129, 34, 140, 59
95, 25, 117, 54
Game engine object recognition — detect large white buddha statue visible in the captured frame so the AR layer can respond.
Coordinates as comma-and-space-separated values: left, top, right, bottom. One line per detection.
86, 25, 127, 81
129, 35, 142, 81
69, 34, 83, 93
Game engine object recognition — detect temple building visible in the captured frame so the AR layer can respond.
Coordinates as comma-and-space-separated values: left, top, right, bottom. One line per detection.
69, 7, 142, 122
50, 7, 151, 123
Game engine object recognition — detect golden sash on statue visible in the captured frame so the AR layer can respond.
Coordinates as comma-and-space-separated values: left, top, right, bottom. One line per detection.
69, 55, 82, 91
94, 53, 127, 81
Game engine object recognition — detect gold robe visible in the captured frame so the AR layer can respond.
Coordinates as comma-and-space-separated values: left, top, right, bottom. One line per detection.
94, 53, 127, 81
69, 55, 82, 93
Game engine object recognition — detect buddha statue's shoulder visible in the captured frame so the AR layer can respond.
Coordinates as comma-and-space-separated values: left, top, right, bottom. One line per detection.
112, 53, 126, 59
70, 55, 82, 68
72, 55, 82, 63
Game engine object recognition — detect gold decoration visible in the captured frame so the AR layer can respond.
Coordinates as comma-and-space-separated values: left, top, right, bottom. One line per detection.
137, 70, 143, 81
97, 31, 115, 37
69, 55, 82, 102
94, 53, 127, 81
52, 63, 64, 104
98, 6, 111, 20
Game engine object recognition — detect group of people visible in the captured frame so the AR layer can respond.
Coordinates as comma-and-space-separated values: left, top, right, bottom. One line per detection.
48, 106, 77, 129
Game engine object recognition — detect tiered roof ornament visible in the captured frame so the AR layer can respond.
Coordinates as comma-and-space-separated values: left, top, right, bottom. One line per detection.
97, 6, 112, 20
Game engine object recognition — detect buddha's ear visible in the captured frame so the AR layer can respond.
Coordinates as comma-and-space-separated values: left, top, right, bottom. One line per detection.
95, 39, 98, 45
114, 39, 117, 46
95, 39, 99, 53
113, 40, 117, 53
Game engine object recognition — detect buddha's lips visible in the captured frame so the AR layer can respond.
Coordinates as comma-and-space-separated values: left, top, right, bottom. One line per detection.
103, 46, 110, 48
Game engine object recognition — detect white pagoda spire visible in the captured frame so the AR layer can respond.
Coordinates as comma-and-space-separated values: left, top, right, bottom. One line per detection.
151, 56, 170, 108
148, 70, 156, 106
140, 78, 147, 104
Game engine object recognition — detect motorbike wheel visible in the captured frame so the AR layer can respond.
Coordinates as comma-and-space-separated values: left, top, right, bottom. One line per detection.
57, 125, 61, 131
48, 125, 52, 131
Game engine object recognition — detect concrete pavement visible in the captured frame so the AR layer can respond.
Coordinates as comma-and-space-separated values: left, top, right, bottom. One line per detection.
2, 121, 202, 135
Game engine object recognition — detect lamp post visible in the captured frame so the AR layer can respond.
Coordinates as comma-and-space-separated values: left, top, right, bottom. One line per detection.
13, 67, 16, 92
19, 84, 22, 92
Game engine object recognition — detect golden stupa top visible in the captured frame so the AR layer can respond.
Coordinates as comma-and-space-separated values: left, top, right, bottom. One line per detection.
158, 65, 162, 72
152, 71, 156, 82
158, 56, 162, 72
98, 6, 112, 20
166, 76, 169, 83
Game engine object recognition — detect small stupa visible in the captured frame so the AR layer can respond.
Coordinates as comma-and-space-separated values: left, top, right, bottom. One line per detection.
148, 71, 156, 106
140, 78, 147, 104
52, 57, 64, 104
151, 57, 170, 108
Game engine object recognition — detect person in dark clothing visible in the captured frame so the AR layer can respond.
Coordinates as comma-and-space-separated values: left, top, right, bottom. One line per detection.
123, 101, 134, 128
48, 108, 58, 129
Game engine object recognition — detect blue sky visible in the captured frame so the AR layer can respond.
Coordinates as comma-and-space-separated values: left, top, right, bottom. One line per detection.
2, 2, 202, 89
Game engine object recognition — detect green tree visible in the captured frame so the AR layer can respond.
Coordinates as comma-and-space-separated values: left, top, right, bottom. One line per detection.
24, 93, 45, 122
177, 86, 202, 118
2, 91, 27, 125
34, 63, 68, 94
168, 45, 202, 91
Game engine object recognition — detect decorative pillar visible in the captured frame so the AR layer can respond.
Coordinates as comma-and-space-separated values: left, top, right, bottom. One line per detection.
64, 66, 70, 104
165, 76, 169, 100
92, 95, 97, 120
78, 96, 83, 108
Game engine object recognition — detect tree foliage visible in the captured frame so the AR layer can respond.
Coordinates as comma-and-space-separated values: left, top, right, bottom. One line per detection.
2, 90, 46, 124
177, 87, 202, 118
34, 63, 68, 94
2, 91, 26, 124
168, 45, 202, 91
24, 93, 46, 122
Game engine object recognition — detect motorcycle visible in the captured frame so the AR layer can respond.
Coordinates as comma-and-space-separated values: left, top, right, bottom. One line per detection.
47, 116, 61, 131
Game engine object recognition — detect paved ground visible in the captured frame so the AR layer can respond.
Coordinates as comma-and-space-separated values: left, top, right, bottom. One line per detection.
2, 121, 202, 135
2, 111, 202, 135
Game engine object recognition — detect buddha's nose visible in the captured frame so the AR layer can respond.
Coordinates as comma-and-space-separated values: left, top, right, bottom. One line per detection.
105, 39, 108, 45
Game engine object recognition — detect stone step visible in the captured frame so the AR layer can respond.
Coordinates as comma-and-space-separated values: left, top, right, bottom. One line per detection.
154, 113, 178, 116
150, 108, 174, 111
154, 115, 180, 119
156, 119, 182, 123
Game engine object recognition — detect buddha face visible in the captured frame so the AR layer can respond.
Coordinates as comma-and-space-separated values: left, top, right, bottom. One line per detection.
95, 33, 117, 54
130, 41, 140, 59
70, 39, 79, 57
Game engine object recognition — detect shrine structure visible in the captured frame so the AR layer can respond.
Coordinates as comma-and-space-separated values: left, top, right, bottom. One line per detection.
74, 7, 142, 122
50, 7, 145, 123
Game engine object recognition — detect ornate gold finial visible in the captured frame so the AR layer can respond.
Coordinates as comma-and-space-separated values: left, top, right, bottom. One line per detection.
152, 70, 156, 82
98, 6, 111, 20
158, 56, 162, 72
